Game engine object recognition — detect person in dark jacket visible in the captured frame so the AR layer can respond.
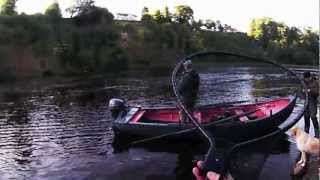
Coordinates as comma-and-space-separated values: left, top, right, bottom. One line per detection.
177, 60, 200, 123
303, 71, 319, 138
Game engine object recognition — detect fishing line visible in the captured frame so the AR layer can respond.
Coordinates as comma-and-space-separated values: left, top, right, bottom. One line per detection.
171, 51, 309, 176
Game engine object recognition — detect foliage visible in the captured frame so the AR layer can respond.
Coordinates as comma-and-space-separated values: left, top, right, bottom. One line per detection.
299, 28, 319, 57
74, 7, 114, 26
191, 19, 203, 31
173, 5, 194, 24
216, 20, 224, 32
0, 0, 17, 15
152, 9, 163, 23
0, 14, 51, 45
45, 2, 62, 21
248, 17, 319, 64
0, 4, 318, 81
163, 6, 171, 22
142, 7, 149, 16
0, 10, 123, 78
54, 24, 121, 73
249, 17, 289, 48
141, 7, 152, 21
103, 47, 128, 73
66, 0, 114, 26
204, 20, 216, 31
141, 7, 170, 23
66, 0, 95, 18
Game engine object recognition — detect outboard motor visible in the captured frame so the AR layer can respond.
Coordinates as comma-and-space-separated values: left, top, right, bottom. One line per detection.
108, 98, 127, 118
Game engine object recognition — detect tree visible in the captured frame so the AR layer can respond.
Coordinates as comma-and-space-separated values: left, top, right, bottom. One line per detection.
204, 19, 216, 31
0, 0, 17, 15
45, 2, 62, 43
276, 23, 289, 47
142, 7, 149, 16
216, 20, 224, 32
163, 6, 171, 22
223, 24, 236, 32
45, 2, 62, 20
248, 17, 280, 49
173, 5, 194, 24
66, 0, 95, 18
152, 9, 163, 23
191, 19, 203, 31
286, 26, 301, 47
300, 28, 319, 59
67, 0, 114, 26
141, 6, 152, 22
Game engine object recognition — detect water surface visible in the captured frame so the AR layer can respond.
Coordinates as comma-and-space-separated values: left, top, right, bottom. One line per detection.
0, 65, 318, 180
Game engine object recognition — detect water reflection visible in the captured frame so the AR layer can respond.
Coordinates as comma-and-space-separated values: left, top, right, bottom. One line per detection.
228, 134, 291, 180
111, 132, 291, 180
174, 148, 195, 180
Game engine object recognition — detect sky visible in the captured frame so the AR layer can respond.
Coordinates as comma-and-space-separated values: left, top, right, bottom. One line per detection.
16, 0, 319, 32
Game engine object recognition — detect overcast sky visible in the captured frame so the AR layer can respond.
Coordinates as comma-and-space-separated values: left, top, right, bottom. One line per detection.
16, 0, 319, 32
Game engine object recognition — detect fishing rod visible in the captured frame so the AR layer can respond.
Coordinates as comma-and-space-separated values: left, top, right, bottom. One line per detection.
132, 109, 258, 145
171, 51, 308, 177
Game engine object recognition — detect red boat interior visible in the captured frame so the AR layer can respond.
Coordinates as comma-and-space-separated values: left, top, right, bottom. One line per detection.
129, 98, 290, 124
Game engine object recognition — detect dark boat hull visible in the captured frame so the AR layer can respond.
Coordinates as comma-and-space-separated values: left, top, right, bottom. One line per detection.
112, 96, 296, 142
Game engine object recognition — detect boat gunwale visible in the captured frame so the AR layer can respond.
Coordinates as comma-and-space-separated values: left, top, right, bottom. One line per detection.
121, 94, 297, 126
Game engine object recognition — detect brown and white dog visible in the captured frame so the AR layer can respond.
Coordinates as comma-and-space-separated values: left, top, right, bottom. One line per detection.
290, 127, 320, 168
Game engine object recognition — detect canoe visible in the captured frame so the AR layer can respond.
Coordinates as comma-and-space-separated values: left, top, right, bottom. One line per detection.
110, 95, 296, 142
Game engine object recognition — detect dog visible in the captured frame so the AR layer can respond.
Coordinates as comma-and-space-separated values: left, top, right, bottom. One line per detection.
290, 126, 320, 175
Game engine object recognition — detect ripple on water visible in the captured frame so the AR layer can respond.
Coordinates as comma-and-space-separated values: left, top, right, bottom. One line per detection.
0, 66, 317, 179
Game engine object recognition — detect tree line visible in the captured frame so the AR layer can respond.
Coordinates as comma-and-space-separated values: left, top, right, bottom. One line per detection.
141, 5, 236, 32
0, 0, 318, 81
248, 17, 318, 64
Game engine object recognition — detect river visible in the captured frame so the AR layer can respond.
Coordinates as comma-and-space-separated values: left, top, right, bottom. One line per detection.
0, 64, 318, 180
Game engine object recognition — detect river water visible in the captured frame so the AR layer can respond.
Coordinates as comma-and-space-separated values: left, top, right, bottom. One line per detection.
0, 64, 318, 180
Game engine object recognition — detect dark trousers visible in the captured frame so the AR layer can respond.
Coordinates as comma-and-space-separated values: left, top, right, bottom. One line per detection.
180, 100, 195, 123
304, 97, 319, 138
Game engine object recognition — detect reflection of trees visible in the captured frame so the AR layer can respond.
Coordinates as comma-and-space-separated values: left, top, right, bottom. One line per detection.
2, 105, 33, 168
174, 145, 195, 180
197, 64, 254, 103
52, 78, 115, 107
120, 77, 174, 107
250, 69, 298, 98
0, 77, 120, 178
228, 135, 290, 179
7, 106, 30, 124
195, 60, 300, 101
11, 128, 33, 165
1, 91, 27, 103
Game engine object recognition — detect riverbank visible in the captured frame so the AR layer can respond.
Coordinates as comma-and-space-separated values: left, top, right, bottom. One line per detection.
0, 11, 318, 82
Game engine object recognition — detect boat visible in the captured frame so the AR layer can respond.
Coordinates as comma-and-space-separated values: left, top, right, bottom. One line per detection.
109, 95, 296, 142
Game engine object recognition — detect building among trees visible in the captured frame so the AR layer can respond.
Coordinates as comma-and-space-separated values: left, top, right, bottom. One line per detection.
115, 13, 138, 21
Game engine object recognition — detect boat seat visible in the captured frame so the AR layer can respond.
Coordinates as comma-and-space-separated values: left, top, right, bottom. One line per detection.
234, 110, 249, 122
139, 117, 178, 124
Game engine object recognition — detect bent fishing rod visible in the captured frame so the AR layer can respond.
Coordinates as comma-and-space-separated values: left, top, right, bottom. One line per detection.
171, 51, 309, 176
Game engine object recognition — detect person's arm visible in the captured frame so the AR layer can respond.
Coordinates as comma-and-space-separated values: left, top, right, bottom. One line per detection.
308, 78, 319, 97
310, 78, 319, 97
